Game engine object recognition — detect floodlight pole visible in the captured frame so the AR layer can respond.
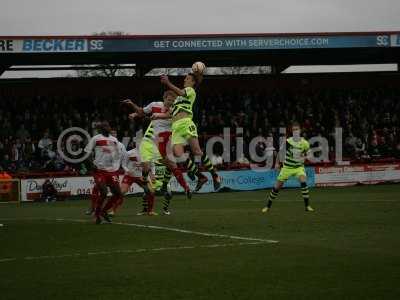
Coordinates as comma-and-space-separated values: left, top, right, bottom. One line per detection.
271, 65, 290, 75
135, 65, 153, 78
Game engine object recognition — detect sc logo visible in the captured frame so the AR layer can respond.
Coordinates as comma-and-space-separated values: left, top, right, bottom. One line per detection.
376, 36, 389, 47
90, 40, 104, 50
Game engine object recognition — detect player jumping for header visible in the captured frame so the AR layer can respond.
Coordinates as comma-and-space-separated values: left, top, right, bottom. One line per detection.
160, 73, 221, 192
121, 90, 192, 208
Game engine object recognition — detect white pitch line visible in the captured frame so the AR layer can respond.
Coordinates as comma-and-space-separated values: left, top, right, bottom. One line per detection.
0, 258, 17, 263
56, 218, 279, 244
0, 241, 266, 263
114, 222, 279, 243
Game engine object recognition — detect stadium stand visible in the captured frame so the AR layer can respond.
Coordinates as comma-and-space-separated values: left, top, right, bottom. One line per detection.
1, 74, 399, 173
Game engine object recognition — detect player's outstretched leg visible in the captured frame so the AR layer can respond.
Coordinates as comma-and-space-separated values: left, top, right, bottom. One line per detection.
101, 183, 123, 223
190, 159, 208, 192
162, 176, 173, 215
164, 156, 190, 194
137, 193, 149, 215
163, 197, 171, 215
160, 167, 173, 214
94, 184, 108, 224
201, 153, 221, 191
262, 187, 279, 213
102, 194, 119, 222
170, 144, 193, 199
300, 181, 314, 212
262, 181, 284, 213
86, 186, 98, 215
186, 138, 221, 192
188, 154, 221, 192
185, 157, 197, 181
146, 193, 158, 216
160, 166, 172, 194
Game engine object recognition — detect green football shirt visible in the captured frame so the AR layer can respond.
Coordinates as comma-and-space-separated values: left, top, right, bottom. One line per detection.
171, 87, 196, 118
283, 137, 310, 168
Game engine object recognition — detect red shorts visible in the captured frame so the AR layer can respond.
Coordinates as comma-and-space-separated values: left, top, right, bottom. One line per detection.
157, 131, 172, 157
121, 175, 144, 187
93, 170, 120, 189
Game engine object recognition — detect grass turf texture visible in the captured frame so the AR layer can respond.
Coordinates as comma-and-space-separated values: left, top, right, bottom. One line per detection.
1, 185, 400, 300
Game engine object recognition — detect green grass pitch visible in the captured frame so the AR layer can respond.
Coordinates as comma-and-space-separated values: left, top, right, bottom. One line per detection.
1, 185, 400, 300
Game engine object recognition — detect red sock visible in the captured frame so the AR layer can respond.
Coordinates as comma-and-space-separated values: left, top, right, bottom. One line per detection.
102, 194, 121, 214
147, 193, 155, 212
90, 186, 99, 210
112, 197, 124, 212
172, 168, 189, 191
95, 196, 105, 217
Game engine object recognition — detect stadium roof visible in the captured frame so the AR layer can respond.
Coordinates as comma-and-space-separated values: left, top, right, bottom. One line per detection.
1, 31, 399, 76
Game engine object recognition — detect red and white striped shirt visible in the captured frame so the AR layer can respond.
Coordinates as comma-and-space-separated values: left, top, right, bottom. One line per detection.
143, 102, 172, 139
84, 134, 123, 172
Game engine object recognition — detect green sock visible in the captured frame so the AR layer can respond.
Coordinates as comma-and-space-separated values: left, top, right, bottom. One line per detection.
267, 187, 279, 208
201, 153, 216, 176
162, 167, 172, 190
301, 182, 310, 207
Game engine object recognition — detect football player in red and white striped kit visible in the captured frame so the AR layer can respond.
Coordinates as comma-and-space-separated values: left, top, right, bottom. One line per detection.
86, 128, 126, 216
84, 121, 125, 224
122, 90, 191, 201
120, 147, 158, 215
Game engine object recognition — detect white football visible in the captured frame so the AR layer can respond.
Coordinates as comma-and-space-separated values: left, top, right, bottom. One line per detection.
192, 61, 206, 74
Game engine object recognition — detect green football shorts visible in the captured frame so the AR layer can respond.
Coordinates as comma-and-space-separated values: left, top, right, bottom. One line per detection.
139, 138, 161, 163
277, 166, 307, 182
171, 117, 198, 145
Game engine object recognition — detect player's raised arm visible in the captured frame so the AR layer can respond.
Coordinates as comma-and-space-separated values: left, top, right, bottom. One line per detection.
84, 136, 96, 155
160, 75, 186, 96
83, 136, 96, 168
150, 110, 172, 120
274, 153, 281, 170
121, 99, 145, 117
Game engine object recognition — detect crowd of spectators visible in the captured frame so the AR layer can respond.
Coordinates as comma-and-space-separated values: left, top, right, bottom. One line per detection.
198, 88, 400, 164
1, 87, 400, 173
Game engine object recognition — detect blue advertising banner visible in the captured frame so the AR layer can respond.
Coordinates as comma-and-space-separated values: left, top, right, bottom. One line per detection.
169, 167, 315, 193
0, 39, 88, 53
391, 34, 400, 47
0, 33, 395, 53
90, 35, 390, 53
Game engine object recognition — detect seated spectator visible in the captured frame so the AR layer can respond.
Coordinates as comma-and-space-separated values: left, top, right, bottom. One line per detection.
38, 130, 55, 161
378, 137, 390, 157
2, 154, 14, 172
16, 124, 30, 142
354, 139, 367, 159
368, 139, 381, 158
10, 143, 20, 164
23, 137, 37, 162
211, 154, 223, 167
345, 132, 358, 156
236, 154, 250, 164
41, 179, 58, 202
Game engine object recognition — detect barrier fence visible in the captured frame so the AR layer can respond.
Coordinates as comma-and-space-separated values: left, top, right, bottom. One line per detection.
13, 163, 400, 202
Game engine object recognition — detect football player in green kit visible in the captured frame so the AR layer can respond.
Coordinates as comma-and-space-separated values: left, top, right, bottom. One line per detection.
262, 122, 314, 213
